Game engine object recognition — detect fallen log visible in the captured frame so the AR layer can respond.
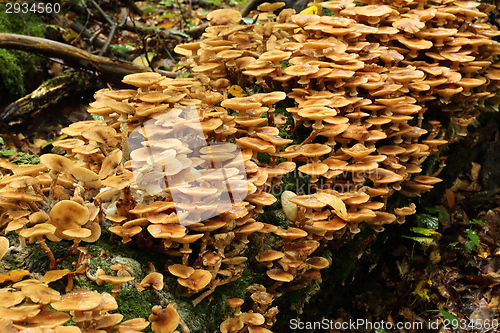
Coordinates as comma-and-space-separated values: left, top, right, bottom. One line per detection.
0, 33, 181, 78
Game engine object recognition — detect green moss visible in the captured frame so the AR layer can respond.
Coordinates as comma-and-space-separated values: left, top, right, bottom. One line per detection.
0, 49, 25, 99
0, 3, 45, 102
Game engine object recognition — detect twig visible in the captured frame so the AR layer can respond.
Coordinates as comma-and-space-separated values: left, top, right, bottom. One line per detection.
89, 0, 114, 26
240, 0, 264, 17
175, 0, 189, 28
69, 21, 106, 49
19, 12, 30, 36
122, 0, 143, 16
89, 0, 117, 56
141, 34, 155, 72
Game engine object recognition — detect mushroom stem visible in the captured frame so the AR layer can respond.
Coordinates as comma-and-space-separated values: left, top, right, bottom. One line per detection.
48, 171, 60, 203
192, 283, 218, 306
178, 313, 191, 333
66, 274, 74, 292
119, 115, 130, 161
267, 107, 275, 127
62, 238, 82, 261
267, 281, 282, 292
252, 233, 265, 259
37, 236, 57, 270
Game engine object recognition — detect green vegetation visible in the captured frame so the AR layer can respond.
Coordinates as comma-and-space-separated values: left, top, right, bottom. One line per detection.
0, 4, 45, 102
0, 149, 40, 164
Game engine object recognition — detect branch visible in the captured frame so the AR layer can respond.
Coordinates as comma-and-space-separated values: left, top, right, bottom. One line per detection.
0, 33, 182, 78
240, 0, 264, 18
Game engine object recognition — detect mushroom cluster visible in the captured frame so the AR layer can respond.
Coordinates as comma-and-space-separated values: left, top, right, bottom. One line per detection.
220, 284, 278, 333
0, 272, 150, 332
1, 0, 499, 332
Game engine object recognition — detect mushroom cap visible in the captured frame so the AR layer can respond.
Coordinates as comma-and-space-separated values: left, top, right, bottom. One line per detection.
0, 270, 30, 284
43, 269, 72, 284
289, 194, 327, 209
19, 223, 56, 239
147, 224, 186, 239
68, 167, 102, 188
246, 192, 277, 206
168, 264, 195, 279
226, 297, 245, 308
122, 72, 164, 88
0, 318, 17, 333
307, 256, 330, 270
207, 9, 241, 25
0, 304, 41, 321
62, 228, 92, 239
0, 191, 43, 202
0, 237, 9, 260
314, 193, 347, 220
51, 289, 102, 311
101, 173, 136, 190
250, 291, 274, 305
266, 268, 294, 282
99, 275, 135, 285
149, 304, 180, 333
258, 1, 285, 11
29, 211, 50, 225
49, 200, 90, 239
177, 269, 212, 292
313, 219, 347, 232
301, 143, 332, 158
298, 163, 329, 176
104, 99, 135, 115
12, 164, 47, 176
397, 35, 433, 50
240, 312, 266, 326
116, 318, 150, 331
220, 317, 244, 333
394, 203, 417, 217
273, 227, 308, 240
39, 154, 74, 173
109, 225, 142, 241
0, 288, 24, 308
21, 284, 61, 304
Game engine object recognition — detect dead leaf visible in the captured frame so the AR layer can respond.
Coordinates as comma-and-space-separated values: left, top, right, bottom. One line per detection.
412, 278, 432, 302
445, 189, 455, 211
228, 85, 248, 97
314, 193, 347, 220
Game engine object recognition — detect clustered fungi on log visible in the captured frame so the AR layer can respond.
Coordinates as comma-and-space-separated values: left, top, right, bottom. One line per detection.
0, 0, 499, 332
0, 273, 157, 332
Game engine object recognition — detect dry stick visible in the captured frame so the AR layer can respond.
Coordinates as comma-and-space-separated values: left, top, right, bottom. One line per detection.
69, 21, 106, 49
122, 0, 143, 16
240, 0, 265, 17
100, 8, 128, 56
0, 33, 183, 78
89, 0, 117, 56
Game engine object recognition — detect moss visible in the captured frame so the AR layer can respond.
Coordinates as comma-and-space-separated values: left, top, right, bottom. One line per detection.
0, 49, 25, 99
0, 3, 45, 102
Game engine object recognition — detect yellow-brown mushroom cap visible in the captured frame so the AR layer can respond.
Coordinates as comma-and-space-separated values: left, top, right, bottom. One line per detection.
51, 289, 102, 311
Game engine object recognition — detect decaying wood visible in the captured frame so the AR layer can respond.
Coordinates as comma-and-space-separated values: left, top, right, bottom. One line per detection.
0, 72, 84, 124
0, 33, 180, 78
